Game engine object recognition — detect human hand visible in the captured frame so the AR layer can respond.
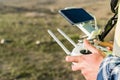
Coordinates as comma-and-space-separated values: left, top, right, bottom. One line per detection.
65, 39, 104, 80
93, 40, 113, 51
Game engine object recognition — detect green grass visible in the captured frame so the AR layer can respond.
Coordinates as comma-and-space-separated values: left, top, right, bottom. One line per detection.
0, 0, 111, 79
0, 10, 85, 80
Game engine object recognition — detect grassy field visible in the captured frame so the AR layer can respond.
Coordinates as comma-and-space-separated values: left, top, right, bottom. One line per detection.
0, 0, 113, 80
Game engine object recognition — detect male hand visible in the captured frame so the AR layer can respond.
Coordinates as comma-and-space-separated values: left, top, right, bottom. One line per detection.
94, 40, 113, 51
66, 39, 104, 80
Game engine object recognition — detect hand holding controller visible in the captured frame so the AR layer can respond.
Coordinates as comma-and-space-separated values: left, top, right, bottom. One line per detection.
71, 43, 92, 56
66, 39, 104, 80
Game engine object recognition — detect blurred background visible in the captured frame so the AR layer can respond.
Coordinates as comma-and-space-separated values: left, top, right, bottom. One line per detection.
0, 0, 113, 80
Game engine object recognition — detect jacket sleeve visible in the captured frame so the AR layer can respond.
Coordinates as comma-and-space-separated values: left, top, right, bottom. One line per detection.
97, 55, 120, 80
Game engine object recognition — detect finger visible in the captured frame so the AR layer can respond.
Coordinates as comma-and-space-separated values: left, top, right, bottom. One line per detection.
94, 40, 113, 49
106, 46, 113, 51
66, 56, 83, 63
83, 39, 100, 54
71, 63, 85, 71
72, 64, 81, 71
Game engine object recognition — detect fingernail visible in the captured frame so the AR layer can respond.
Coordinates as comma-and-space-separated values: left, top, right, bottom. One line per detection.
65, 56, 69, 61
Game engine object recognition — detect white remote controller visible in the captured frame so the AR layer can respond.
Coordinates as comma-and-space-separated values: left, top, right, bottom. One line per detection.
48, 29, 92, 56
71, 43, 91, 56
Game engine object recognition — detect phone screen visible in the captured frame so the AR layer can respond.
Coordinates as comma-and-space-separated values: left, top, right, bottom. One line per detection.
59, 8, 94, 25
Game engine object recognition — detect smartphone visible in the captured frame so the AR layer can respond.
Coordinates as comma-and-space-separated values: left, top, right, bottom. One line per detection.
59, 8, 96, 36
59, 8, 94, 25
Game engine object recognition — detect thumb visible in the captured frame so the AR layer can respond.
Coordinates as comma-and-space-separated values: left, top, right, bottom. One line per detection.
83, 39, 101, 54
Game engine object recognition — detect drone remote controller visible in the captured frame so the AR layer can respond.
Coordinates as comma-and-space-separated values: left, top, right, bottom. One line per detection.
48, 8, 111, 57
48, 29, 110, 56
71, 43, 92, 56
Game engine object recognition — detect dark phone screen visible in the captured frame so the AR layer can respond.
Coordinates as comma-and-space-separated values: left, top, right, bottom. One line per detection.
59, 8, 94, 24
